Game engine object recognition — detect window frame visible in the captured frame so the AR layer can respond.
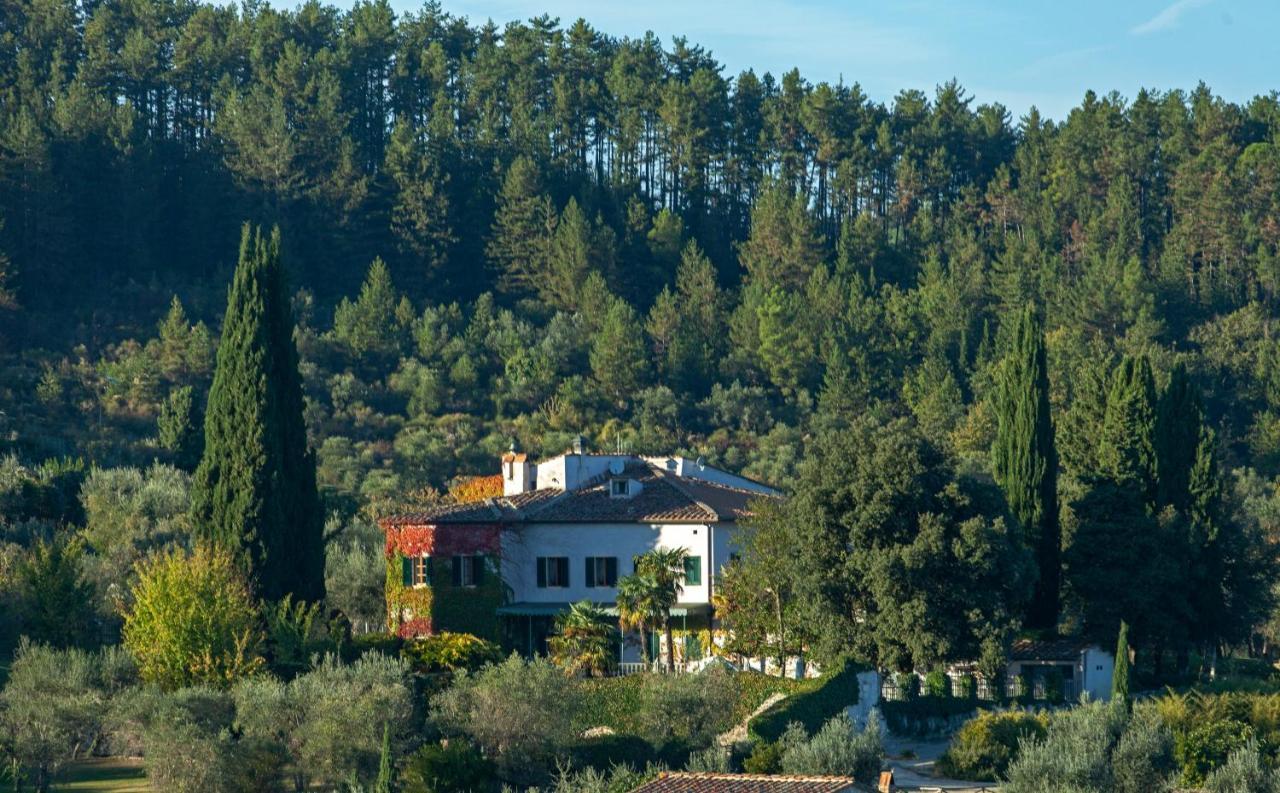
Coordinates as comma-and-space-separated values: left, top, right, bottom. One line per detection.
683, 555, 702, 586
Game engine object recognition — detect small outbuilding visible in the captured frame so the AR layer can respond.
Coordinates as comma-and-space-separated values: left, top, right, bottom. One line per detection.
1008, 638, 1115, 701
629, 772, 868, 793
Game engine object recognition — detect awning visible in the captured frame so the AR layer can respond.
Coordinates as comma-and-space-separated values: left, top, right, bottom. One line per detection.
496, 602, 711, 618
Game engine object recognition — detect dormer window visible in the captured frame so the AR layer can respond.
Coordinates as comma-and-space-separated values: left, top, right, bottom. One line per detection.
610, 478, 631, 498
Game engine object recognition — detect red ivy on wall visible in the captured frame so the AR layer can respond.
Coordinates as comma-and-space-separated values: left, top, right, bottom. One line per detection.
383, 523, 502, 559
397, 616, 434, 638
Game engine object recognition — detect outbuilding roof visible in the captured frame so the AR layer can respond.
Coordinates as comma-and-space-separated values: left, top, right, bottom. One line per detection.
1010, 638, 1096, 661
629, 773, 864, 793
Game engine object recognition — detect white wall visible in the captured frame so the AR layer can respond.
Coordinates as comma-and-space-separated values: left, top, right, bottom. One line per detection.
642, 455, 778, 495
1081, 647, 1115, 701
501, 522, 720, 604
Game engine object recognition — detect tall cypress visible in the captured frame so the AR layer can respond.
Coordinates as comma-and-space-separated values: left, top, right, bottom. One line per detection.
1112, 620, 1131, 706
1154, 363, 1203, 511
1098, 355, 1158, 504
190, 224, 325, 603
993, 305, 1060, 631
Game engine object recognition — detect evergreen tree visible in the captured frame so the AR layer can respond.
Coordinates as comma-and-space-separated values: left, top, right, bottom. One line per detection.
590, 298, 649, 406
1112, 620, 1131, 706
1154, 363, 1203, 511
487, 156, 555, 297
373, 720, 393, 793
158, 385, 203, 470
190, 225, 325, 604
332, 258, 408, 361
992, 305, 1060, 631
1098, 355, 1159, 504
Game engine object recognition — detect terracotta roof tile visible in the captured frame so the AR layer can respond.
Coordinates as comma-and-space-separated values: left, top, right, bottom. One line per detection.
1010, 638, 1095, 661
629, 773, 863, 793
382, 463, 773, 526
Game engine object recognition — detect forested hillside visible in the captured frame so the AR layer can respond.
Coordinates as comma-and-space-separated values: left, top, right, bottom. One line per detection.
4, 3, 1280, 570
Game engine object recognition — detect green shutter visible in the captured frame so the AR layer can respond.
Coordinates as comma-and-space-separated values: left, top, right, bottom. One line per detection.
401, 556, 413, 587
537, 557, 547, 588
684, 557, 701, 586
472, 555, 485, 586
606, 557, 618, 586
585, 557, 596, 588
559, 557, 569, 588
451, 556, 463, 586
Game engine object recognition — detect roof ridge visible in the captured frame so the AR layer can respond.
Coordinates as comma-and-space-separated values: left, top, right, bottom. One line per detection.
650, 466, 719, 521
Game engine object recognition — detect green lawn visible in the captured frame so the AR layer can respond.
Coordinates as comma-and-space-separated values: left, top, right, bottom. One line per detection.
52, 759, 147, 793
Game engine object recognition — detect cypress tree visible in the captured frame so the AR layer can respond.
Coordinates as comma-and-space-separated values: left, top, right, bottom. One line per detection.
1112, 620, 1131, 706
373, 721, 393, 793
993, 305, 1060, 631
1098, 355, 1158, 504
1154, 362, 1204, 511
190, 224, 325, 604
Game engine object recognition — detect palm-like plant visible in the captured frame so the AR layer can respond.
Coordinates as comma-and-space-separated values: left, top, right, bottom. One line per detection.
548, 600, 618, 677
616, 573, 659, 665
634, 547, 690, 672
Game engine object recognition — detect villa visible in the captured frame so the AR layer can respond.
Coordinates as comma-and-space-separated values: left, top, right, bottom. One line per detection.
380, 437, 779, 663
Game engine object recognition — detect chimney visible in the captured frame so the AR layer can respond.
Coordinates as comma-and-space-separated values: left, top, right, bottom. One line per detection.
571, 434, 587, 455
501, 440, 533, 495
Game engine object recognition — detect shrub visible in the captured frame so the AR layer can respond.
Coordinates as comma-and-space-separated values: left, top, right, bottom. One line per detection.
0, 641, 135, 791
895, 671, 920, 701
1002, 700, 1127, 793
1111, 706, 1176, 793
936, 709, 1047, 781
924, 670, 950, 698
548, 763, 665, 793
121, 544, 264, 689
350, 632, 403, 660
565, 734, 665, 774
954, 674, 976, 701
685, 745, 731, 773
126, 686, 275, 793
402, 632, 503, 673
748, 660, 862, 743
1176, 718, 1255, 787
401, 741, 495, 793
743, 739, 784, 774
263, 594, 324, 678
881, 696, 980, 737
234, 653, 413, 789
637, 667, 740, 747
1204, 742, 1280, 793
430, 654, 582, 784
779, 711, 883, 783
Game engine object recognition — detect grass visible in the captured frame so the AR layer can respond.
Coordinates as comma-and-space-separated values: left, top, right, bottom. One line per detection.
52, 758, 146, 793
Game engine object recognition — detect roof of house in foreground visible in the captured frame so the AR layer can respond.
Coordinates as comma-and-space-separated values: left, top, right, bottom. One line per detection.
629, 773, 865, 793
383, 461, 775, 527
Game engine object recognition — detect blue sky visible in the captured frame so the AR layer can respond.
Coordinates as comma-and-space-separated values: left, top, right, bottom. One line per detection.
388, 0, 1277, 121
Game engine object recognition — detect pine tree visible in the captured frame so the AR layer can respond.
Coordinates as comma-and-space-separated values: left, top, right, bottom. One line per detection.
1112, 620, 1131, 706
190, 225, 325, 604
590, 298, 649, 406
487, 155, 555, 296
992, 306, 1060, 631
332, 258, 405, 360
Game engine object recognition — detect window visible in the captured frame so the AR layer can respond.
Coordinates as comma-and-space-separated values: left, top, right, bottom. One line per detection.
451, 555, 485, 588
584, 556, 618, 587
401, 554, 430, 587
683, 556, 702, 586
537, 556, 570, 588
610, 478, 630, 497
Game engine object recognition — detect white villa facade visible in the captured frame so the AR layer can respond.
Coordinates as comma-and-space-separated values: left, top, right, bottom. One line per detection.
381, 438, 779, 660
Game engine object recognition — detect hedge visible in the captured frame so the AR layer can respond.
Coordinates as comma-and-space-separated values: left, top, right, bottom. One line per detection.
747, 660, 863, 743
881, 695, 983, 737
564, 734, 692, 772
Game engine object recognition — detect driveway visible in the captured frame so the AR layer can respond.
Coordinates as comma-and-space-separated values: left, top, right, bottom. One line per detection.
883, 737, 999, 793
